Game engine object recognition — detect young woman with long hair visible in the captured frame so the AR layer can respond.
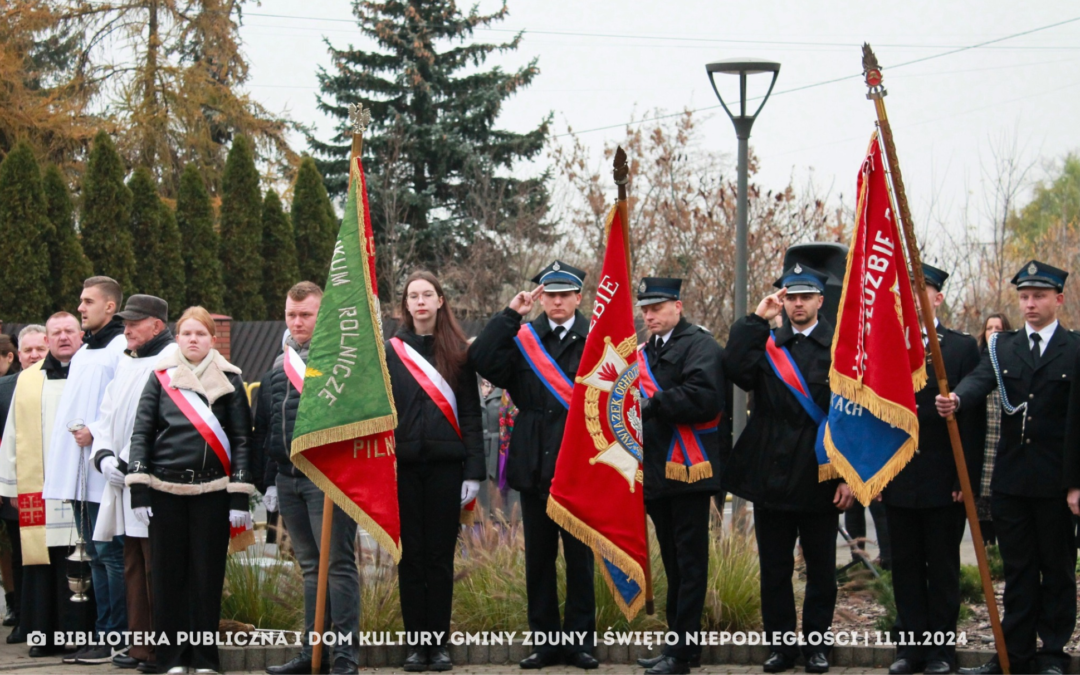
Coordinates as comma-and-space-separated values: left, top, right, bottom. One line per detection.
386, 271, 484, 672
976, 312, 1012, 547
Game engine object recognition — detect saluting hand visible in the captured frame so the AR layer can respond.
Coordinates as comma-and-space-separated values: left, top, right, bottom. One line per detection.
509, 285, 544, 315
755, 289, 787, 322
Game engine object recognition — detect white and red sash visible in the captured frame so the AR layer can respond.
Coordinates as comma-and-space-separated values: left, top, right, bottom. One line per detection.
155, 368, 232, 475
389, 338, 461, 438
284, 346, 305, 393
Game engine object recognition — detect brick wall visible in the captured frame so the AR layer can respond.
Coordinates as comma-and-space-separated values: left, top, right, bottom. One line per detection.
212, 314, 232, 361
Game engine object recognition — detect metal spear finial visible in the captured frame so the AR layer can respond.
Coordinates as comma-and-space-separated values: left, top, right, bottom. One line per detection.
349, 102, 372, 135
862, 43, 886, 100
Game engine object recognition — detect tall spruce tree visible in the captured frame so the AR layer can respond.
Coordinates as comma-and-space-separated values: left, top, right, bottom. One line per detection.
310, 0, 549, 280
176, 163, 224, 311
219, 135, 265, 319
260, 189, 299, 319
157, 202, 187, 313
291, 157, 336, 286
82, 131, 136, 290
42, 164, 93, 312
0, 142, 53, 321
128, 167, 163, 296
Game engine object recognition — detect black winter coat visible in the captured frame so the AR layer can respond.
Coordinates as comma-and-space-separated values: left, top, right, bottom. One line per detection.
721, 314, 842, 512
265, 341, 303, 482
883, 324, 984, 509
956, 324, 1080, 498
127, 352, 253, 510
386, 330, 485, 480
641, 318, 725, 500
250, 369, 273, 493
469, 308, 588, 496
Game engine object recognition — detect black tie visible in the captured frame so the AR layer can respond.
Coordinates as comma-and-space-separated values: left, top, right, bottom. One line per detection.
793, 334, 805, 345
1030, 333, 1042, 365
553, 325, 566, 341
653, 336, 664, 351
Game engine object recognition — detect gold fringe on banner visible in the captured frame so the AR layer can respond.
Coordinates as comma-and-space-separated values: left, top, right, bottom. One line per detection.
546, 497, 645, 620
290, 415, 396, 455
824, 423, 917, 507
818, 463, 840, 482
291, 453, 403, 563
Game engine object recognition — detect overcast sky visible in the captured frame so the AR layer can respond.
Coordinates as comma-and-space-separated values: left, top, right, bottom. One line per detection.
238, 0, 1080, 240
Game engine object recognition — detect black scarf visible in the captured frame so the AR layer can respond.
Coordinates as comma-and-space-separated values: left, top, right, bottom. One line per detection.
131, 328, 174, 359
84, 315, 125, 350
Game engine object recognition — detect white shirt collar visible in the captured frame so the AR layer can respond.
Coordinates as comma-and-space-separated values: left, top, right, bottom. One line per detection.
793, 321, 818, 338
654, 327, 675, 346
549, 314, 575, 335
1026, 320, 1058, 348
921, 318, 941, 334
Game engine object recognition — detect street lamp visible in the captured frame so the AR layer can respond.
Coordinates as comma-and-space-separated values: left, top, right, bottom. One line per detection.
706, 58, 780, 449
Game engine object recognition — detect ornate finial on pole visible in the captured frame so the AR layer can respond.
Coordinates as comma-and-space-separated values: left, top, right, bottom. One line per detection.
862, 43, 886, 100
349, 103, 372, 135
613, 146, 629, 186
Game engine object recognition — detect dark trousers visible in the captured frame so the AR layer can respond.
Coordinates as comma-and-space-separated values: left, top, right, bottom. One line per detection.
2, 517, 23, 631
124, 536, 154, 663
647, 492, 711, 661
992, 493, 1077, 672
398, 461, 463, 645
519, 490, 595, 656
149, 490, 230, 673
886, 503, 965, 666
754, 507, 838, 658
845, 500, 891, 566
21, 545, 95, 650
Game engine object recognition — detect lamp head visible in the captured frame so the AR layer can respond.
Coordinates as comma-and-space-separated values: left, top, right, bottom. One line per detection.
706, 58, 781, 137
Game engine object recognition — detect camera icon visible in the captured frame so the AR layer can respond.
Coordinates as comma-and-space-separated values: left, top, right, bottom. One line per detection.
27, 631, 46, 647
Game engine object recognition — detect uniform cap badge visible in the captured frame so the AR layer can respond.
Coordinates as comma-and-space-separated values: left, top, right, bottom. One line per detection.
794, 263, 803, 274
1028, 262, 1038, 275
552, 262, 561, 271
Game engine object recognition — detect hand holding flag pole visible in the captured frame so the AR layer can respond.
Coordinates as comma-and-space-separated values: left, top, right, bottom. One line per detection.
862, 44, 1009, 675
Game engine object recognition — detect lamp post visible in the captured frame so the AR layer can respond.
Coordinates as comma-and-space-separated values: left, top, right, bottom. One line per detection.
706, 58, 780, 449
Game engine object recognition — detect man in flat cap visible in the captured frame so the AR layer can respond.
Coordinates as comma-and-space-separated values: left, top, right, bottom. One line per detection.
469, 261, 598, 670
633, 278, 724, 675
884, 265, 983, 675
938, 260, 1078, 675
91, 295, 176, 672
722, 262, 853, 674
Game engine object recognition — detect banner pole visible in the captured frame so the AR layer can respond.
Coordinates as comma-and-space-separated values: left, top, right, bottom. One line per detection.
614, 146, 654, 616
861, 44, 1009, 674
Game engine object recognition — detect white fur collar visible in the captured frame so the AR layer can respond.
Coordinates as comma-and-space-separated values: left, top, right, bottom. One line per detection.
155, 349, 242, 404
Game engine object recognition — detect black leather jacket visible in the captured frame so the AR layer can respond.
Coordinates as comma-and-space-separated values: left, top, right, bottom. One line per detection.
127, 351, 253, 510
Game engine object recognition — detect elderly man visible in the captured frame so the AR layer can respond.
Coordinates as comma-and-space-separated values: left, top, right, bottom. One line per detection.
0, 313, 93, 656
0, 325, 49, 644
89, 296, 175, 673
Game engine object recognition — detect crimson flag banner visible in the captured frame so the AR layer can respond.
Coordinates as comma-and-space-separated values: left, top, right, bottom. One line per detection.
546, 206, 648, 620
824, 132, 927, 506
290, 155, 402, 561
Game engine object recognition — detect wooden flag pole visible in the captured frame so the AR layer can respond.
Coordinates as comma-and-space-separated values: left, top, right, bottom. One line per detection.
310, 102, 373, 675
862, 44, 1010, 674
614, 146, 654, 616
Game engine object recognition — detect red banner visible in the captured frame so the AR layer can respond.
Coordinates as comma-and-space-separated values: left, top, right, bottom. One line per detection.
546, 206, 647, 620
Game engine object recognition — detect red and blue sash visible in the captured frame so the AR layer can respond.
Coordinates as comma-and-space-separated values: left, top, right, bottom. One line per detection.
763, 331, 831, 475
638, 346, 718, 483
514, 324, 574, 410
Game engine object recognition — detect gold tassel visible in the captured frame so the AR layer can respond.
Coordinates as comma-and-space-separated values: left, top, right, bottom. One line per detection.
911, 363, 928, 392
228, 529, 256, 555
459, 508, 475, 526
687, 462, 713, 483
666, 462, 689, 482
546, 498, 646, 621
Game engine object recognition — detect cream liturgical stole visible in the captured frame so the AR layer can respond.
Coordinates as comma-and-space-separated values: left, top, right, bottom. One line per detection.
1, 362, 77, 564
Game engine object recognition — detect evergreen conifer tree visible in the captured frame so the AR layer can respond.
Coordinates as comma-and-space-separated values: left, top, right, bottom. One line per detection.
158, 202, 187, 314
0, 142, 53, 322
260, 189, 299, 319
310, 0, 549, 278
176, 163, 224, 311
82, 131, 136, 290
219, 135, 265, 319
128, 167, 163, 296
43, 164, 93, 312
291, 157, 335, 286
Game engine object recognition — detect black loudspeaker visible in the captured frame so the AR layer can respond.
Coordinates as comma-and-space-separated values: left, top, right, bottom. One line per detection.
782, 242, 849, 326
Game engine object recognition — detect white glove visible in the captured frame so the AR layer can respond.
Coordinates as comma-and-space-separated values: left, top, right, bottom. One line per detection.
460, 480, 480, 507
100, 456, 126, 489
230, 510, 252, 530
133, 506, 152, 526
263, 486, 278, 513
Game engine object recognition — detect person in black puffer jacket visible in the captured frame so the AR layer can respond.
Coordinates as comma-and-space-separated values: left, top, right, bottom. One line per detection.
387, 271, 483, 673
